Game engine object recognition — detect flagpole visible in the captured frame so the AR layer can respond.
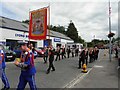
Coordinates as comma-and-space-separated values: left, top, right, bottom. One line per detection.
109, 0, 112, 62
48, 3, 50, 40
48, 3, 51, 47
29, 8, 31, 45
93, 35, 95, 47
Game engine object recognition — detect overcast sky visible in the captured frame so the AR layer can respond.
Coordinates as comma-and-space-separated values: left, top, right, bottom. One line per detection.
0, 0, 119, 42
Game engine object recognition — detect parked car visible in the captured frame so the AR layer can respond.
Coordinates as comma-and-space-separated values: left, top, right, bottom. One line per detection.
13, 46, 22, 58
35, 47, 44, 57
14, 46, 38, 59
5, 50, 16, 62
32, 50, 38, 59
0, 44, 16, 62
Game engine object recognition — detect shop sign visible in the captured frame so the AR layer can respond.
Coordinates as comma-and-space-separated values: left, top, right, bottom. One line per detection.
15, 34, 28, 38
54, 38, 61, 42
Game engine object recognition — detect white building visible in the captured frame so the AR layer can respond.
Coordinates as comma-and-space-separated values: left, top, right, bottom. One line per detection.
0, 16, 74, 49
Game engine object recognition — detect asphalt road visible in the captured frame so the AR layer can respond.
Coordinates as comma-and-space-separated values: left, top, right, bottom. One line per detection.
1, 49, 119, 89
4, 54, 83, 88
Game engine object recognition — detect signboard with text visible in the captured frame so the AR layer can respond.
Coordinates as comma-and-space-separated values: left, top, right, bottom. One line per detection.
54, 38, 61, 42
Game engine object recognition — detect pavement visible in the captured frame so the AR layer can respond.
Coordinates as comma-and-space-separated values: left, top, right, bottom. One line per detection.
73, 49, 119, 89
1, 49, 119, 89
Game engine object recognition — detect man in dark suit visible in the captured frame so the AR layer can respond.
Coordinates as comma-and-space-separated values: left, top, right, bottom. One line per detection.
78, 48, 86, 69
61, 45, 66, 59
46, 45, 55, 74
55, 46, 60, 61
89, 48, 94, 63
84, 48, 88, 66
67, 46, 71, 58
94, 47, 99, 60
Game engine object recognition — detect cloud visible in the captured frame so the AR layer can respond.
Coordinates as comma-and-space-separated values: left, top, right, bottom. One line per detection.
0, 1, 118, 42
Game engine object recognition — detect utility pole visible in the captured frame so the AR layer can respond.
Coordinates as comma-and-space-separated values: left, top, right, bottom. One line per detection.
109, 0, 112, 62
93, 35, 95, 47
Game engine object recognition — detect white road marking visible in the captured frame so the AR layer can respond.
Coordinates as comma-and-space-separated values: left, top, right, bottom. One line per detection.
117, 66, 120, 70
94, 65, 104, 68
63, 67, 93, 88
0, 79, 2, 89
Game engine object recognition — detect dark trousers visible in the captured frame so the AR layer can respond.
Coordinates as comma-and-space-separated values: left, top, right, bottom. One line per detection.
93, 55, 96, 61
115, 53, 118, 58
72, 52, 74, 57
85, 57, 88, 65
55, 54, 60, 61
96, 55, 98, 60
119, 58, 120, 66
89, 56, 93, 63
67, 53, 70, 58
17, 74, 37, 90
47, 60, 55, 72
62, 53, 66, 59
78, 58, 85, 68
75, 53, 78, 57
44, 56, 48, 63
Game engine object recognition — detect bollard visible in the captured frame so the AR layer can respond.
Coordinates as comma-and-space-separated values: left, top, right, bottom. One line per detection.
104, 53, 106, 56
82, 64, 88, 73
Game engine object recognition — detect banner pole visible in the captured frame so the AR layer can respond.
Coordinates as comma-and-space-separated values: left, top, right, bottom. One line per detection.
48, 3, 50, 40
48, 3, 51, 47
29, 8, 30, 45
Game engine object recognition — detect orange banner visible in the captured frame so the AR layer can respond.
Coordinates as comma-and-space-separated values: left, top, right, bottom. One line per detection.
29, 8, 47, 40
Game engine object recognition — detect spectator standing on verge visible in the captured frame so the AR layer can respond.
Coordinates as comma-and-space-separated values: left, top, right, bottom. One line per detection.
61, 45, 66, 59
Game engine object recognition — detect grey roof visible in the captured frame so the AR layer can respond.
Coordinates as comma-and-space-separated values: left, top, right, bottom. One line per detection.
47, 30, 72, 40
0, 16, 28, 31
0, 16, 73, 41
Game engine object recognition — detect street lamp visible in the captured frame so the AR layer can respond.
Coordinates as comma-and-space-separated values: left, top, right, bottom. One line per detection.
108, 32, 115, 38
108, 0, 112, 62
93, 35, 95, 47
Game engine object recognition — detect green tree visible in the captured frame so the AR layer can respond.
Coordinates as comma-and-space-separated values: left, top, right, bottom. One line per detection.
66, 20, 79, 43
78, 36, 85, 44
47, 21, 85, 44
22, 20, 29, 24
49, 25, 66, 35
112, 38, 116, 43
92, 39, 100, 45
87, 42, 94, 47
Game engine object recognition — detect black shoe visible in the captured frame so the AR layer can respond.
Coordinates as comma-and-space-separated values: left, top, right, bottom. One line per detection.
46, 71, 50, 74
78, 67, 81, 69
51, 69, 55, 71
1, 87, 10, 90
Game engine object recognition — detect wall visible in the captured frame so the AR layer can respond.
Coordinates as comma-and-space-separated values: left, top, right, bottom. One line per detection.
0, 28, 37, 45
0, 28, 74, 48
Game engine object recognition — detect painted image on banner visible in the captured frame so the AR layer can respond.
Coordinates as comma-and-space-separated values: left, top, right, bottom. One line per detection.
29, 8, 47, 40
32, 10, 45, 35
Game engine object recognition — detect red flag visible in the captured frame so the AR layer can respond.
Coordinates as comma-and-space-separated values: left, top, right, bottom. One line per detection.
29, 8, 47, 40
